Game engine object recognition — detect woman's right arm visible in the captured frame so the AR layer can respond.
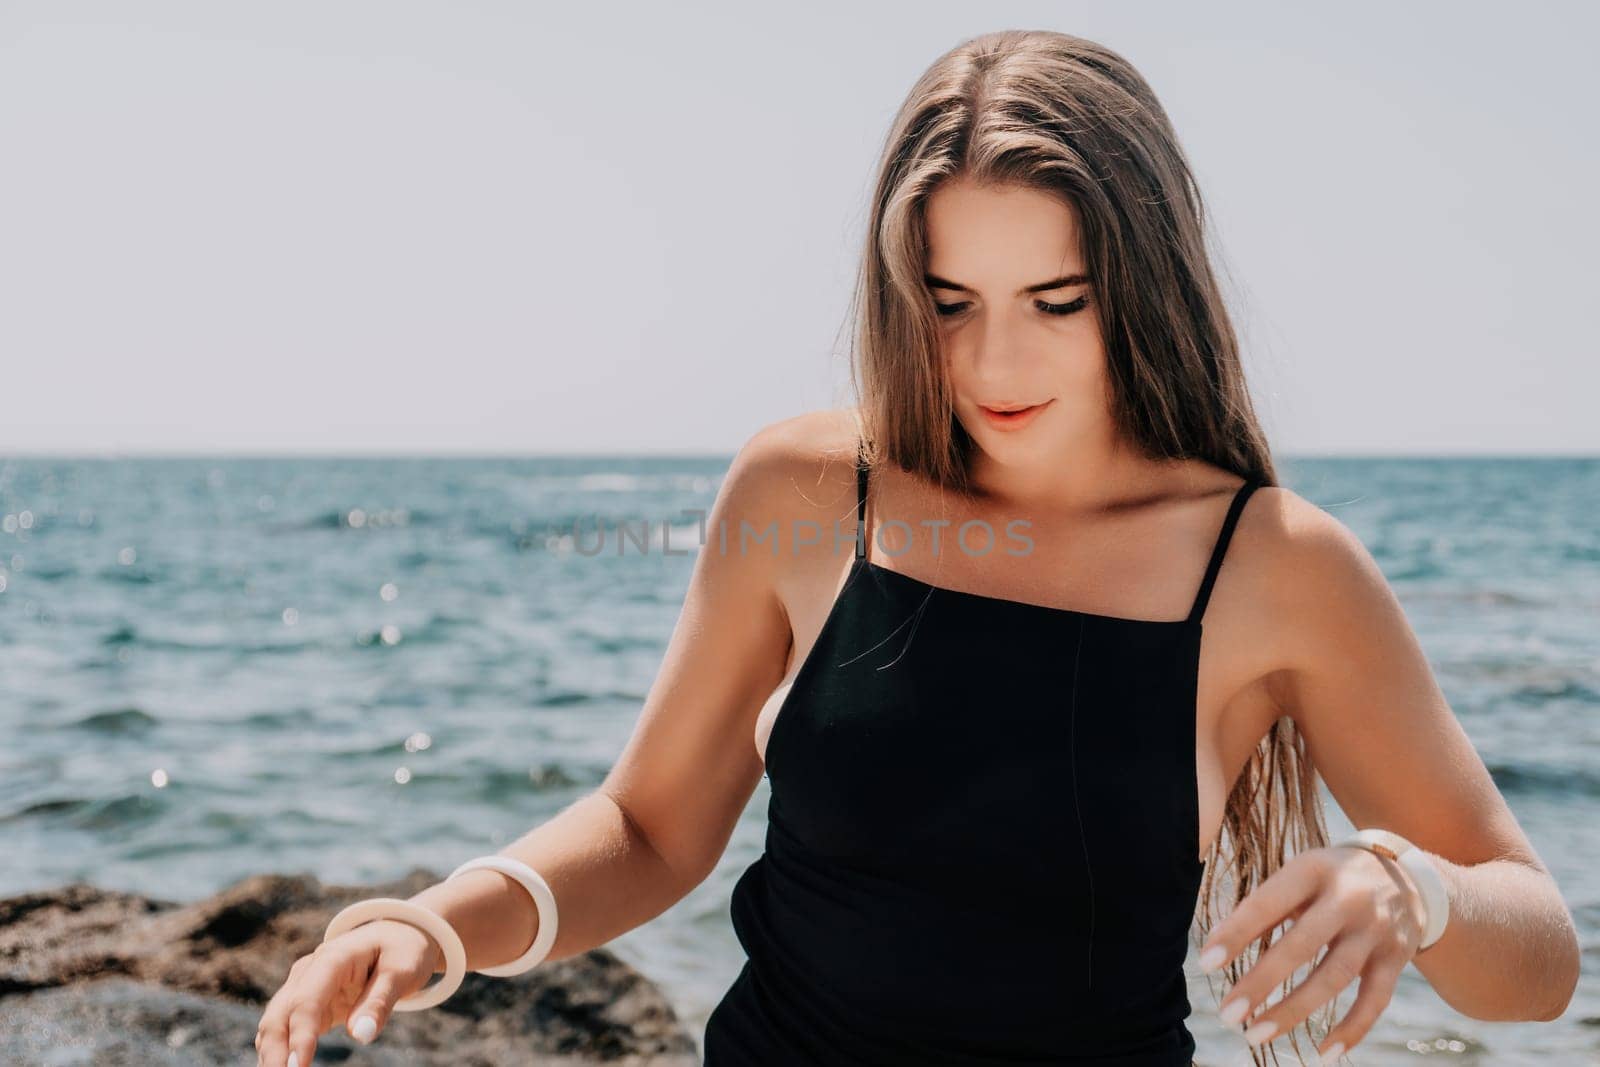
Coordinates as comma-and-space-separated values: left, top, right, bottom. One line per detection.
256, 423, 804, 1066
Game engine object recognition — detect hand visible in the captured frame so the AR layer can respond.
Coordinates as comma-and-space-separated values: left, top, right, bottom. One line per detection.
255, 916, 444, 1067
1195, 844, 1429, 1061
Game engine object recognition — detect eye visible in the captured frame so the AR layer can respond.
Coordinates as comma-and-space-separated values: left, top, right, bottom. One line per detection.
1036, 295, 1089, 316
933, 295, 1090, 319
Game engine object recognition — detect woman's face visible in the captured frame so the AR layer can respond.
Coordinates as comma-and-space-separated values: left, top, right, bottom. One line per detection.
924, 176, 1110, 471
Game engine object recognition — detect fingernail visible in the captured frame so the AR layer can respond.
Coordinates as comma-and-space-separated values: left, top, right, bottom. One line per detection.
1322, 1041, 1345, 1061
287, 1053, 299, 1067
1197, 944, 1227, 972
1242, 1018, 1278, 1045
351, 1014, 377, 1043
1218, 996, 1250, 1026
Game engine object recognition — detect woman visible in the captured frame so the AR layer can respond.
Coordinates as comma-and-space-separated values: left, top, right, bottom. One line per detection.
254, 29, 1578, 1067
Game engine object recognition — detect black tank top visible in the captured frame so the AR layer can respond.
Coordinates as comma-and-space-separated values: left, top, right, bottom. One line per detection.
704, 442, 1262, 1066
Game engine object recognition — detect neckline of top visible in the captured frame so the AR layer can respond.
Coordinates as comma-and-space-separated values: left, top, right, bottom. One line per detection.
850, 439, 1259, 629
856, 555, 1200, 629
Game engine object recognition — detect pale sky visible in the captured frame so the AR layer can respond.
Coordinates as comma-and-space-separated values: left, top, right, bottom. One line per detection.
2, 1, 1594, 457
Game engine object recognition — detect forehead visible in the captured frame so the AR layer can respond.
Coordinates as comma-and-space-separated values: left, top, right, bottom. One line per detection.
923, 178, 1084, 281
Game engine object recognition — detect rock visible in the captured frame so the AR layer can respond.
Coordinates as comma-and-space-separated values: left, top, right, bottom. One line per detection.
1, 980, 323, 1066
0, 870, 701, 1065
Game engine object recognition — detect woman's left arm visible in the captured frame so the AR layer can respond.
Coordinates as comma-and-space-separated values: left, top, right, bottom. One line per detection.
1198, 495, 1580, 1054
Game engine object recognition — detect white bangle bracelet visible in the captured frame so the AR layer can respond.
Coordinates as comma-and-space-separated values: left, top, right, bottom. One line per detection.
1334, 828, 1449, 950
322, 897, 467, 1011
447, 855, 560, 977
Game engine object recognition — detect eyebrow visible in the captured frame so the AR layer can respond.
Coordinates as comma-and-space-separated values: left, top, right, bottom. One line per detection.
923, 271, 1089, 295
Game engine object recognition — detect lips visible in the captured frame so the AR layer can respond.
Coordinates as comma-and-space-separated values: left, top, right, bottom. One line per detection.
976, 399, 1052, 430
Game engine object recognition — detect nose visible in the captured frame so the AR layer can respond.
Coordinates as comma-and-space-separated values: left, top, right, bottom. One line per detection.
967, 306, 1021, 385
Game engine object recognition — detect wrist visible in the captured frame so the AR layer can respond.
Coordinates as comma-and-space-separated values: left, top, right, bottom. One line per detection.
322, 897, 467, 1011
400, 890, 457, 973
1333, 827, 1450, 952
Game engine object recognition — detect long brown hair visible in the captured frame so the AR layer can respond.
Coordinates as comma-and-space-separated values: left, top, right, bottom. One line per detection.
843, 29, 1331, 1066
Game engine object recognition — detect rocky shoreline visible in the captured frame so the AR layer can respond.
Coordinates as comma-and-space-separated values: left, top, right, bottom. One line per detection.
0, 869, 701, 1065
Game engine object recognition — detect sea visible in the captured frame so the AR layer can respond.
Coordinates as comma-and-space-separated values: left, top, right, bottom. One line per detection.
1, 454, 1595, 1065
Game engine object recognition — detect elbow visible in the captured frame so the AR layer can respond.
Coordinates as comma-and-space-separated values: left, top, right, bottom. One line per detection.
1533, 985, 1575, 1024
1510, 911, 1581, 1023
600, 787, 708, 892
1436, 918, 1580, 1024
1533, 937, 1581, 1022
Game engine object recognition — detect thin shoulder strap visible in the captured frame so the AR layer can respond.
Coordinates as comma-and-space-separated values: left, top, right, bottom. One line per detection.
854, 436, 870, 561
1186, 477, 1262, 626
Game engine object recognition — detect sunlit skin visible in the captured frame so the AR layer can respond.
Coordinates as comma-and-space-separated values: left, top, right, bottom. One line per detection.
897, 174, 1574, 1056
252, 175, 1578, 1066
925, 176, 1133, 514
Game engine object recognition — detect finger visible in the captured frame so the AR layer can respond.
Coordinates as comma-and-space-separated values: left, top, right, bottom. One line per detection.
286, 998, 324, 1067
257, 941, 367, 1066
1238, 932, 1372, 1047
1317, 951, 1407, 1059
273, 947, 360, 1065
256, 988, 297, 1065
1215, 898, 1346, 1028
1198, 853, 1325, 973
346, 966, 405, 1044
256, 1018, 288, 1067
257, 951, 314, 1049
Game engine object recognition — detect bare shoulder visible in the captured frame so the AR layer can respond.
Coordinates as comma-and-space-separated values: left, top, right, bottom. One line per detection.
1211, 481, 1343, 599
1235, 484, 1404, 674
736, 406, 863, 473
1208, 479, 1336, 579
721, 406, 865, 541
1180, 478, 1326, 655
594, 410, 864, 881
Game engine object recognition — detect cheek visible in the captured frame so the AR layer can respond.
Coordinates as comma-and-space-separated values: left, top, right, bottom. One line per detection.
937, 334, 965, 387
1061, 342, 1107, 388
1050, 321, 1108, 386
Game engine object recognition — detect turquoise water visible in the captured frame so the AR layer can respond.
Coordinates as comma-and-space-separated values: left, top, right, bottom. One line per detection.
1, 455, 1595, 1065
